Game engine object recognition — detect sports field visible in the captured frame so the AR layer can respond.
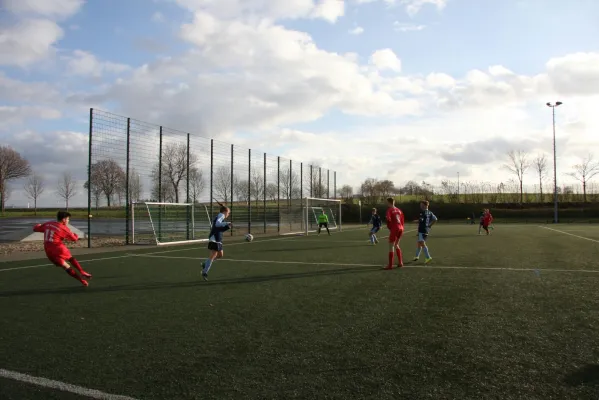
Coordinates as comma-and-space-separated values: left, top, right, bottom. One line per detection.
1, 223, 599, 399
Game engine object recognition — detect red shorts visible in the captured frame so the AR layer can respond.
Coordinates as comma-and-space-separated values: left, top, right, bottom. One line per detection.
388, 227, 404, 243
45, 245, 72, 266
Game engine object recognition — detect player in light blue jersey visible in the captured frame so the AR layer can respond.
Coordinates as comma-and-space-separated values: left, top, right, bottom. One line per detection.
201, 206, 231, 281
413, 200, 437, 264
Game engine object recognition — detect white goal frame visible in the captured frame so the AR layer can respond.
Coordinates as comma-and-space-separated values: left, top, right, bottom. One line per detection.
303, 197, 342, 236
131, 201, 210, 246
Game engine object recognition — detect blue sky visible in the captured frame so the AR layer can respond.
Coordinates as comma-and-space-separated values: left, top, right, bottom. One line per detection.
1, 0, 599, 207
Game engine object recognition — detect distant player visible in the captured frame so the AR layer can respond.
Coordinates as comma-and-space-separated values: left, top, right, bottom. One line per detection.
478, 210, 485, 235
317, 210, 331, 235
201, 205, 232, 281
482, 209, 493, 235
384, 197, 404, 270
413, 200, 437, 264
368, 208, 382, 244
487, 209, 495, 230
33, 211, 91, 286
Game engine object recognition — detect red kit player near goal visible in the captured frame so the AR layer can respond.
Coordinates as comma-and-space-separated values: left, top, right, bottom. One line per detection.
33, 211, 92, 286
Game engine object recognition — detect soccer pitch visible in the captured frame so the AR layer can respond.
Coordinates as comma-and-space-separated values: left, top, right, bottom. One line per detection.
1, 223, 599, 399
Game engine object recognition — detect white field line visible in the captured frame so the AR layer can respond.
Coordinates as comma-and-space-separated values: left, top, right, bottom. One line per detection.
129, 254, 599, 274
0, 228, 368, 273
0, 368, 138, 400
539, 226, 599, 244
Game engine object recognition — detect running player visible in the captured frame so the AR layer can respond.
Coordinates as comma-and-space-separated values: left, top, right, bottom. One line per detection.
33, 211, 91, 286
413, 200, 437, 264
201, 205, 232, 281
384, 197, 404, 270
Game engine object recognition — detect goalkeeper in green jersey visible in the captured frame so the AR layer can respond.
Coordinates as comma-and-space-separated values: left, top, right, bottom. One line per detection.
317, 210, 331, 235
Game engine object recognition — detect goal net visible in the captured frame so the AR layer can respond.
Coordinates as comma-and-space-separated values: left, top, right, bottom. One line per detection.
131, 202, 212, 245
302, 197, 342, 236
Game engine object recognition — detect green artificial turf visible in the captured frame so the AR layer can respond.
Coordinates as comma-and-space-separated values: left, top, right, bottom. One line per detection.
1, 224, 599, 399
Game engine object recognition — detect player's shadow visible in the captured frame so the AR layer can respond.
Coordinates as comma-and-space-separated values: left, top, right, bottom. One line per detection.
564, 364, 599, 387
0, 266, 383, 297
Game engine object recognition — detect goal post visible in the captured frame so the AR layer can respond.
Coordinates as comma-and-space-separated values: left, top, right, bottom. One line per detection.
303, 197, 342, 236
131, 202, 211, 246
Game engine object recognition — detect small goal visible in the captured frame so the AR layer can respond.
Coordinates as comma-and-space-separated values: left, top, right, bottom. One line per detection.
131, 202, 212, 245
302, 197, 342, 236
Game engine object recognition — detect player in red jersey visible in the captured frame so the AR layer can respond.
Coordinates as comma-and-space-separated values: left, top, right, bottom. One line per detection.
33, 211, 92, 286
482, 209, 493, 235
384, 197, 405, 270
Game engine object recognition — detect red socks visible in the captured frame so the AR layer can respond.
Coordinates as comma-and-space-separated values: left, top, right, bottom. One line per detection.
69, 257, 84, 273
65, 268, 81, 281
388, 252, 394, 267
395, 247, 403, 266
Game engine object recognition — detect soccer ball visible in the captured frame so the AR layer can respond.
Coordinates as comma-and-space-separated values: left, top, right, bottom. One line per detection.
245, 233, 254, 242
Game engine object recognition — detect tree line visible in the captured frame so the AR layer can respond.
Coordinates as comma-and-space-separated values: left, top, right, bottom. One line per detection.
339, 150, 599, 205
0, 144, 330, 214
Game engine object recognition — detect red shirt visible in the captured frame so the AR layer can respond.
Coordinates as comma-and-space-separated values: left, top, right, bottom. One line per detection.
483, 213, 493, 225
33, 221, 79, 248
386, 206, 404, 230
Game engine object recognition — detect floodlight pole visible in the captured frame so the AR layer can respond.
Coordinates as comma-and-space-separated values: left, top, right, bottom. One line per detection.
546, 101, 562, 224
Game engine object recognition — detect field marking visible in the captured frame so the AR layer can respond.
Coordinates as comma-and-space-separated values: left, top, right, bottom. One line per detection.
0, 228, 365, 273
0, 368, 138, 400
130, 254, 599, 274
539, 226, 599, 244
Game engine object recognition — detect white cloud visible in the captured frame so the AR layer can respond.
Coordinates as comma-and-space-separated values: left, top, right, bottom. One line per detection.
152, 11, 165, 22
425, 72, 455, 88
0, 106, 61, 126
349, 26, 364, 35
354, 0, 448, 17
393, 21, 426, 32
0, 19, 63, 67
0, 0, 84, 19
311, 0, 345, 22
65, 50, 131, 77
369, 48, 402, 72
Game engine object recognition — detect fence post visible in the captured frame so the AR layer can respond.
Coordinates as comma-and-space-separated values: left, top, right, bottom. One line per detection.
327, 169, 330, 199
310, 165, 313, 197
210, 139, 214, 218
186, 133, 191, 240
289, 159, 292, 230
87, 108, 93, 248
248, 148, 252, 234
319, 167, 322, 199
125, 117, 131, 245
334, 171, 336, 199
263, 153, 267, 233
277, 156, 280, 233
230, 144, 234, 236
158, 127, 163, 242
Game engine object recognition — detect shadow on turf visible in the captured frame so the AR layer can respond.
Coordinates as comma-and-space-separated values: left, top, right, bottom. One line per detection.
564, 364, 599, 387
0, 265, 384, 297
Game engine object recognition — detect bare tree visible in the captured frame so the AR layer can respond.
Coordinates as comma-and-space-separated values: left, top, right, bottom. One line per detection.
567, 154, 599, 202
1, 184, 11, 206
339, 185, 353, 200
214, 166, 233, 203
128, 168, 143, 203
503, 150, 530, 203
89, 159, 125, 206
250, 170, 264, 205
56, 172, 77, 210
360, 178, 378, 204
533, 153, 548, 202
161, 142, 198, 203
265, 183, 277, 201
279, 167, 300, 204
24, 173, 45, 215
0, 146, 31, 213
375, 179, 395, 200
189, 168, 205, 203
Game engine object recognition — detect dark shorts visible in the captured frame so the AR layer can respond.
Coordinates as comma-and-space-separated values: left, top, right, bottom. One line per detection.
319, 222, 328, 228
208, 241, 223, 252
370, 226, 380, 234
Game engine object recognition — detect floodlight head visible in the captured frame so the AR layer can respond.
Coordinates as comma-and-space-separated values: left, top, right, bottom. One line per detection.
556, 101, 563, 106
546, 102, 551, 107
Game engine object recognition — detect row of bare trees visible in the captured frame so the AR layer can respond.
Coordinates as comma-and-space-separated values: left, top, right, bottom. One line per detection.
504, 150, 599, 203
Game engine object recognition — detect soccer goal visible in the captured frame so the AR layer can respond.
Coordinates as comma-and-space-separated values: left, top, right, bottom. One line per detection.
302, 197, 342, 236
131, 202, 212, 245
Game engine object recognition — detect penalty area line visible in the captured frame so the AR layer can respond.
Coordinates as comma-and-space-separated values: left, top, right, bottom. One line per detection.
0, 368, 138, 400
128, 254, 599, 274
538, 226, 599, 244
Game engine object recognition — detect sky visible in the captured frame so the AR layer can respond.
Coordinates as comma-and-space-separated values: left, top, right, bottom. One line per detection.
1, 0, 599, 207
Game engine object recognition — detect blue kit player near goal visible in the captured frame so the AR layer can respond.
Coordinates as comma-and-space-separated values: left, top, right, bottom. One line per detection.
201, 205, 231, 281
368, 207, 382, 244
